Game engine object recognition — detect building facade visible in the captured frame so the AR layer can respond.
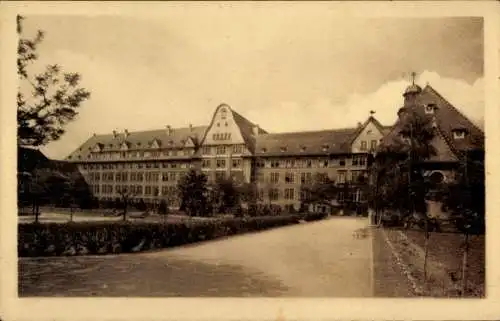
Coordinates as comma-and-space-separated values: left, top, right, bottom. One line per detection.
66, 82, 482, 211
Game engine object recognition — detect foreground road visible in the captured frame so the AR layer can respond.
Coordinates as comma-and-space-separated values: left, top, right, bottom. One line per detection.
19, 217, 373, 297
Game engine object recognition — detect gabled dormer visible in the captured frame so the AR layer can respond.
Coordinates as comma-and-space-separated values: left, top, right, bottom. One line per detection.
184, 137, 196, 148
92, 143, 103, 153
120, 141, 130, 151
452, 127, 467, 140
150, 138, 161, 149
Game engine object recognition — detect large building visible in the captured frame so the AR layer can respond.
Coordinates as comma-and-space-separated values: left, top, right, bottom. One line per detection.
66, 81, 483, 211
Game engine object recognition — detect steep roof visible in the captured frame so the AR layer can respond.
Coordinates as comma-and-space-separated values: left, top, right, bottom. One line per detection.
422, 85, 484, 152
230, 109, 267, 153
254, 127, 358, 157
66, 125, 207, 161
380, 83, 484, 161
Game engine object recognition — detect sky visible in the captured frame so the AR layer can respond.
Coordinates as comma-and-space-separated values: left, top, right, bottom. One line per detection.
20, 8, 484, 160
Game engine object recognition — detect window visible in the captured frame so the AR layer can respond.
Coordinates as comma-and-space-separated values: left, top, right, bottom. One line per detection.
337, 171, 346, 184
285, 172, 294, 184
453, 130, 466, 139
352, 155, 366, 166
270, 160, 280, 168
137, 172, 144, 181
232, 145, 243, 154
339, 158, 346, 166
216, 146, 226, 155
269, 188, 279, 201
300, 172, 312, 184
220, 108, 227, 119
425, 104, 436, 114
162, 173, 169, 181
270, 172, 280, 183
216, 159, 226, 168
351, 170, 365, 183
306, 160, 312, 168
136, 185, 143, 195
215, 172, 225, 181
202, 159, 211, 168
370, 140, 377, 150
284, 188, 295, 200
319, 159, 328, 168
171, 150, 178, 156
360, 141, 368, 151
168, 172, 176, 181
232, 159, 241, 168
145, 186, 152, 195
202, 146, 211, 155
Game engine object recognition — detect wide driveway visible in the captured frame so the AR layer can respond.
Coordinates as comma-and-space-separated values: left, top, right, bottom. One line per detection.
19, 217, 373, 297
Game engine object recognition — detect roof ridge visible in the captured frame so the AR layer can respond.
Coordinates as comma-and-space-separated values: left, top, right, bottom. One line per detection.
261, 127, 358, 136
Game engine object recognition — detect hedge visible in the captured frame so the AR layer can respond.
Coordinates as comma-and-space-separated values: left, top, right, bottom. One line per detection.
18, 215, 301, 257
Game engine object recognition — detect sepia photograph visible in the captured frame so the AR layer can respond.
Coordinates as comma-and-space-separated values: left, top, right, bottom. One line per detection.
1, 1, 499, 320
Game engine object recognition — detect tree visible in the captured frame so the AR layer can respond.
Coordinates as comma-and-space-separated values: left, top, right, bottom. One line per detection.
17, 15, 91, 147
212, 178, 240, 214
370, 110, 437, 287
177, 170, 208, 216
116, 186, 138, 221
300, 173, 338, 213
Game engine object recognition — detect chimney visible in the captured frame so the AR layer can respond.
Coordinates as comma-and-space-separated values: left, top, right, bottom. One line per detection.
124, 129, 129, 138
166, 125, 172, 136
253, 125, 260, 136
112, 130, 117, 138
357, 122, 362, 128
189, 124, 193, 131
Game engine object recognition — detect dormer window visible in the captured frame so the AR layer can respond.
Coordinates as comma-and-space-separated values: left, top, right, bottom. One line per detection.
261, 148, 267, 153
425, 103, 437, 114
300, 146, 306, 152
453, 129, 466, 139
322, 144, 329, 152
280, 146, 287, 152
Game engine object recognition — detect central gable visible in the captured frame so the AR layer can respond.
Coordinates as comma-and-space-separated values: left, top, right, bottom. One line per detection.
351, 117, 386, 153
202, 104, 246, 146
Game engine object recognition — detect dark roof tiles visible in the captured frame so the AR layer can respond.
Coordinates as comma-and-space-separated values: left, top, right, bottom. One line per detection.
254, 128, 358, 156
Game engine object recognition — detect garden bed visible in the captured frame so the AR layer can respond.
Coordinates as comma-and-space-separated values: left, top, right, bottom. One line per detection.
18, 215, 301, 257
383, 228, 484, 297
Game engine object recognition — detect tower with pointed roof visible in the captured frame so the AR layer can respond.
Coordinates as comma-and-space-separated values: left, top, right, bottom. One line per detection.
380, 78, 484, 187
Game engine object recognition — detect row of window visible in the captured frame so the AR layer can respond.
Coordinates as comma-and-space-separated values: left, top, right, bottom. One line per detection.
81, 162, 190, 171
260, 170, 366, 184
359, 140, 378, 151
93, 184, 179, 197
257, 188, 365, 202
256, 155, 367, 169
86, 148, 195, 160
212, 133, 231, 141
201, 159, 242, 169
89, 171, 182, 183
202, 144, 245, 155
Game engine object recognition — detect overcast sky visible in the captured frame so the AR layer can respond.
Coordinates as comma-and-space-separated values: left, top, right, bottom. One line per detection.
21, 8, 484, 160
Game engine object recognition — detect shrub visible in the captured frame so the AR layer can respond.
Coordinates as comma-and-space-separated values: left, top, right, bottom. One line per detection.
18, 215, 301, 257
